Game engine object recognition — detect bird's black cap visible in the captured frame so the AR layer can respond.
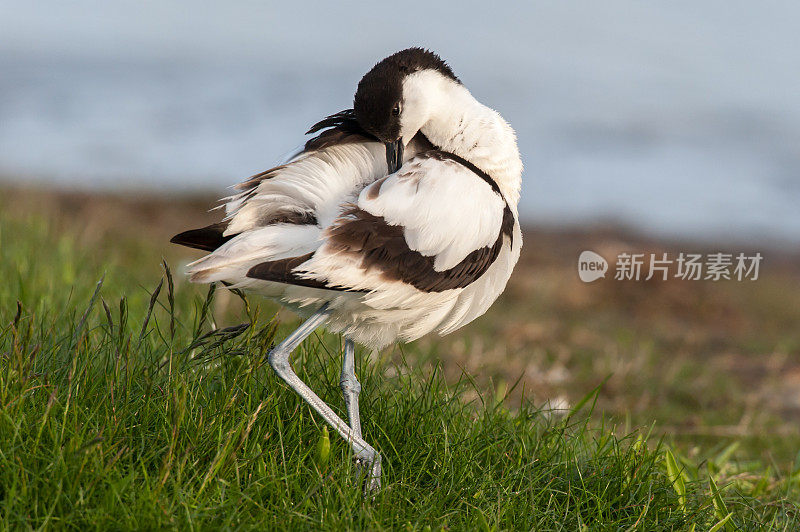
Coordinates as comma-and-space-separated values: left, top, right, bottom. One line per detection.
353, 48, 459, 142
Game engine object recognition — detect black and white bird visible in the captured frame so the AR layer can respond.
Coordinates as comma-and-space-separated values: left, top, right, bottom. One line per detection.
171, 48, 523, 491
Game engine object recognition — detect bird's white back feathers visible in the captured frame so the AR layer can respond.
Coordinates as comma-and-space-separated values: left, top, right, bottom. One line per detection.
359, 155, 505, 271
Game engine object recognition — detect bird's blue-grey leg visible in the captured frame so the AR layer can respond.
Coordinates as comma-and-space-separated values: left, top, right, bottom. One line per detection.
268, 305, 381, 491
340, 337, 362, 439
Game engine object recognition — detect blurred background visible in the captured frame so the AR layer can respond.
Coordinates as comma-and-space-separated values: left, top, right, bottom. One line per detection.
2, 0, 800, 464
2, 0, 799, 244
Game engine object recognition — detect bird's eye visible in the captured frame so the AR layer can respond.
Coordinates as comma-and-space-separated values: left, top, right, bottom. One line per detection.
392, 103, 401, 116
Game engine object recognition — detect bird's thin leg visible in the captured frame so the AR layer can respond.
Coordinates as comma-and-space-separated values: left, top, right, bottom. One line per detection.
268, 305, 381, 492
340, 337, 362, 439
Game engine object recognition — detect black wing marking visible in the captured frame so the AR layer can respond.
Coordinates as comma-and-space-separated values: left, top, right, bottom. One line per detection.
320, 206, 514, 293
246, 253, 365, 292
171, 223, 234, 252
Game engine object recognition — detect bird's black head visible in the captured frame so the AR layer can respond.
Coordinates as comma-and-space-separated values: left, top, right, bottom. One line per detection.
353, 48, 459, 172
353, 47, 459, 143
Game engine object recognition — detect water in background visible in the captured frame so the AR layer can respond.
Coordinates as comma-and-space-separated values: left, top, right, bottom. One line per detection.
1, 1, 799, 244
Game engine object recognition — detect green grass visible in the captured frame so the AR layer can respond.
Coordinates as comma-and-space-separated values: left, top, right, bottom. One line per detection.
1, 208, 799, 529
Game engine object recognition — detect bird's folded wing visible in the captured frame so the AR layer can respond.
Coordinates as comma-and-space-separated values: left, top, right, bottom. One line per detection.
285, 152, 515, 293
172, 111, 384, 279
171, 110, 386, 253
172, 111, 444, 288
222, 111, 388, 236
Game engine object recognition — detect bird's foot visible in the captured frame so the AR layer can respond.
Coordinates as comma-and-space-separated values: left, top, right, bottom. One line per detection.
354, 453, 382, 494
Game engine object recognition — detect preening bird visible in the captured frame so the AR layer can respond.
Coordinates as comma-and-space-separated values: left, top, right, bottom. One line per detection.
171, 48, 523, 491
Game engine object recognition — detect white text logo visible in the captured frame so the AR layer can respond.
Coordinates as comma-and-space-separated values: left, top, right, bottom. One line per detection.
578, 250, 609, 283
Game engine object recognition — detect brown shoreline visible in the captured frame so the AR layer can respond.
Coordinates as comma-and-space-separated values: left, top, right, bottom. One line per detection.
4, 184, 799, 267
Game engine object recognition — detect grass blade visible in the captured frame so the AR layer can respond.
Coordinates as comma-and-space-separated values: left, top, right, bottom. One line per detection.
665, 449, 687, 513
73, 274, 105, 345
137, 278, 163, 348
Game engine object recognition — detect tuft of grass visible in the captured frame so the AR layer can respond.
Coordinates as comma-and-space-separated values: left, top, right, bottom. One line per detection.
0, 204, 798, 529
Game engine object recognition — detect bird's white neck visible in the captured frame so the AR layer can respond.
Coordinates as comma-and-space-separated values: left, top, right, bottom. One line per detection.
401, 71, 523, 208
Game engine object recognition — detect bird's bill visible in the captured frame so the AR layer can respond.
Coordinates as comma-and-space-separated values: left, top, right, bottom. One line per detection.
385, 140, 404, 174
